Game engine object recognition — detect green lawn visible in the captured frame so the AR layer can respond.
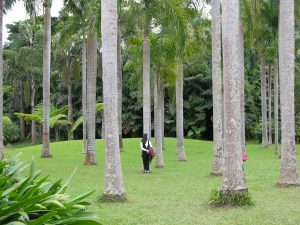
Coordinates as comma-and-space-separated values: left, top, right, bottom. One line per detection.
3, 138, 300, 225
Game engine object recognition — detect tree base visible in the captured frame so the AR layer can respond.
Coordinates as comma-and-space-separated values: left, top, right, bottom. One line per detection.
276, 183, 300, 188
178, 159, 187, 162
41, 154, 52, 158
209, 189, 254, 207
84, 153, 97, 165
101, 193, 127, 203
210, 172, 222, 177
155, 164, 164, 168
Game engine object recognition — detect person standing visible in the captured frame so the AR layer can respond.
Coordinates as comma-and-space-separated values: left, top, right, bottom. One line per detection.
140, 133, 152, 174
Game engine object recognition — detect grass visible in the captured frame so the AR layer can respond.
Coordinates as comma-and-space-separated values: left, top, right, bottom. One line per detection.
3, 138, 300, 225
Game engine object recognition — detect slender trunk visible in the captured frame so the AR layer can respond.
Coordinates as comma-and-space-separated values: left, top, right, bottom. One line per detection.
101, 111, 105, 139
176, 60, 186, 161
274, 59, 279, 155
31, 78, 36, 145
20, 82, 25, 140
239, 22, 245, 151
102, 0, 126, 201
221, 0, 248, 193
154, 71, 164, 167
82, 36, 87, 153
268, 65, 272, 144
55, 126, 60, 142
41, 2, 52, 158
278, 0, 299, 186
260, 55, 268, 147
161, 84, 165, 150
211, 0, 223, 175
117, 18, 123, 152
143, 0, 151, 138
85, 30, 97, 165
0, 0, 3, 158
67, 71, 73, 140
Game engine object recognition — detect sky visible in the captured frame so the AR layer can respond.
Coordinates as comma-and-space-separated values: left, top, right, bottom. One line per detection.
3, 0, 64, 44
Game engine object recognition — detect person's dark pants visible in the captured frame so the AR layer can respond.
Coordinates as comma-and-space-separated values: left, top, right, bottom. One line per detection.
142, 151, 150, 171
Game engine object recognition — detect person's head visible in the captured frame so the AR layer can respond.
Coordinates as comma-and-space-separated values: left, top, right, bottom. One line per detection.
142, 133, 148, 144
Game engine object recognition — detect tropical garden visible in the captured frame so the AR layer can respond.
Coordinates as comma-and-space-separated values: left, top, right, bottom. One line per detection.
0, 0, 300, 224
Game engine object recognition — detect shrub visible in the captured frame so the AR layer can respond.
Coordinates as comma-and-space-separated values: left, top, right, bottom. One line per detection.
0, 155, 101, 225
3, 122, 20, 145
209, 189, 254, 207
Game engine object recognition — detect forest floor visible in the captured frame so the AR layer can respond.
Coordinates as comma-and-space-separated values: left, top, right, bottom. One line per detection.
4, 138, 300, 225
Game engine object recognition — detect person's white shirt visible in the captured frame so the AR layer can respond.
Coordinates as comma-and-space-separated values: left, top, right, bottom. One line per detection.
140, 139, 152, 152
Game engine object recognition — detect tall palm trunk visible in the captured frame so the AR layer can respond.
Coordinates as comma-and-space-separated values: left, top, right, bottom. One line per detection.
221, 0, 247, 194
176, 60, 186, 161
260, 55, 268, 148
117, 18, 123, 152
143, 0, 151, 137
30, 78, 36, 144
239, 22, 245, 150
41, 1, 52, 158
154, 71, 164, 167
84, 30, 97, 165
67, 71, 73, 140
0, 0, 3, 158
20, 82, 25, 140
82, 36, 87, 153
211, 0, 223, 175
274, 59, 279, 155
161, 84, 165, 150
278, 0, 299, 186
102, 0, 126, 201
268, 66, 272, 144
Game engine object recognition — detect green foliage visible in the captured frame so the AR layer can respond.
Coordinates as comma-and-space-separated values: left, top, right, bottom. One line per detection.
3, 122, 20, 145
209, 189, 255, 207
0, 156, 101, 225
15, 103, 69, 128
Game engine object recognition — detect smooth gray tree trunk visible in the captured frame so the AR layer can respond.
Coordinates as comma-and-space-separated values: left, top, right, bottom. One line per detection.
278, 0, 299, 186
143, 1, 151, 138
221, 0, 248, 193
67, 70, 73, 140
117, 18, 123, 152
154, 71, 164, 167
30, 78, 36, 145
0, 0, 3, 158
102, 0, 126, 201
274, 60, 279, 155
176, 60, 186, 161
268, 66, 272, 144
20, 83, 25, 140
41, 2, 52, 158
260, 55, 268, 148
161, 84, 165, 150
82, 37, 87, 153
84, 30, 97, 165
239, 22, 245, 151
211, 0, 223, 175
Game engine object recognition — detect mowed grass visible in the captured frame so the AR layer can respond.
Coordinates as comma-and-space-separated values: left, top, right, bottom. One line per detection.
3, 138, 300, 225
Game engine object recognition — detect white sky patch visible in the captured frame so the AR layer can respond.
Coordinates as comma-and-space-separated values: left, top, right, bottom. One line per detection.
3, 0, 64, 44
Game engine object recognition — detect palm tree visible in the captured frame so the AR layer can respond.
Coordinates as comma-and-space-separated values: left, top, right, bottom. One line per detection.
176, 59, 186, 161
143, 0, 151, 138
84, 29, 97, 165
268, 66, 272, 144
221, 0, 248, 194
41, 0, 52, 158
211, 0, 223, 175
274, 59, 279, 155
101, 0, 126, 201
0, 0, 3, 158
278, 0, 299, 186
82, 36, 87, 153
